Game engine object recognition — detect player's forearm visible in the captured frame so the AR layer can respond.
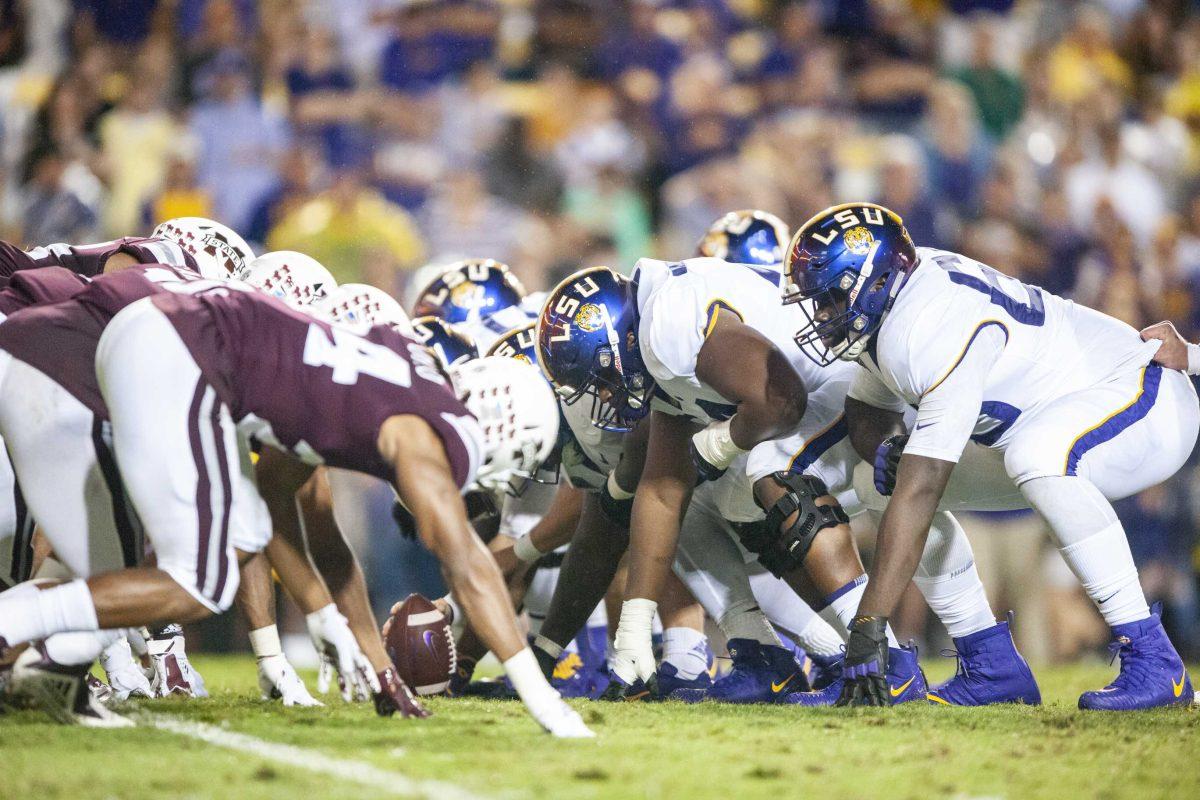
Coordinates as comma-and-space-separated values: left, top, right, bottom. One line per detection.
857, 457, 951, 617
265, 531, 333, 615
528, 483, 584, 553
539, 493, 628, 648
845, 397, 905, 462
624, 475, 689, 602
297, 472, 390, 671
439, 529, 526, 661
235, 551, 278, 630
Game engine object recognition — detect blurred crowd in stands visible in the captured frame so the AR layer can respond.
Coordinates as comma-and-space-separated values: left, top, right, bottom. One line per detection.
1, 0, 1199, 661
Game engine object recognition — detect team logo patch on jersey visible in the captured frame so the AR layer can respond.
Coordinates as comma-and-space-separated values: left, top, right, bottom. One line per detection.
843, 225, 874, 256
575, 303, 604, 332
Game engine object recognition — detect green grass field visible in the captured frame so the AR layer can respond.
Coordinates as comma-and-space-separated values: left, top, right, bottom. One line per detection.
3, 655, 1198, 800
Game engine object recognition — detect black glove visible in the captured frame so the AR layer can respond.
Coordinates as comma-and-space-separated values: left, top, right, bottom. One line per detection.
873, 434, 908, 496
835, 615, 892, 707
689, 438, 727, 484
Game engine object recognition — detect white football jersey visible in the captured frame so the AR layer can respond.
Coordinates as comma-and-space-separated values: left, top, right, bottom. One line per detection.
634, 256, 853, 425
559, 397, 625, 491
851, 247, 1161, 460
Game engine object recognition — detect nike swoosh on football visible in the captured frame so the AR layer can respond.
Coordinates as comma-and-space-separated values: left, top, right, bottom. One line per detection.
890, 676, 915, 697
771, 674, 796, 693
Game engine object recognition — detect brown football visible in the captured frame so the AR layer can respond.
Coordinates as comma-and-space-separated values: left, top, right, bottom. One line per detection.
385, 593, 456, 696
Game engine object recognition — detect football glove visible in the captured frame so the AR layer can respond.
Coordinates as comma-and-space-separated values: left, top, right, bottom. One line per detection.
607, 599, 659, 697
306, 604, 377, 702
835, 615, 892, 707
146, 625, 209, 698
374, 667, 430, 718
873, 434, 908, 496
257, 653, 323, 707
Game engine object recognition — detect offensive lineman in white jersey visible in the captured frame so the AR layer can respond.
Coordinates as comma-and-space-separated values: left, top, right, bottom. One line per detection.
785, 202, 1196, 710
537, 255, 940, 700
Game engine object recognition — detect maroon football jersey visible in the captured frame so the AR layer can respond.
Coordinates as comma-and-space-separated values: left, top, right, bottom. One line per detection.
154, 291, 482, 489
0, 264, 213, 416
0, 267, 91, 317
0, 236, 197, 279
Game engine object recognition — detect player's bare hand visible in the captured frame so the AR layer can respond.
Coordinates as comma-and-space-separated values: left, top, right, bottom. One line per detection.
1140, 321, 1189, 371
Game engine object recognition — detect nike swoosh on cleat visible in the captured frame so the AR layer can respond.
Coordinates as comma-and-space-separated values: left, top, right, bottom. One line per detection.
889, 677, 915, 697
926, 693, 951, 705
1173, 673, 1186, 698
771, 674, 796, 693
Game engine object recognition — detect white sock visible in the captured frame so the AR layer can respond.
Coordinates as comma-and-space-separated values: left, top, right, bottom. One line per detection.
1021, 476, 1149, 627
794, 615, 845, 658
0, 579, 98, 646
43, 629, 123, 666
1060, 522, 1148, 626
817, 604, 847, 637
661, 627, 709, 680
914, 511, 996, 639
822, 575, 899, 648
719, 600, 783, 648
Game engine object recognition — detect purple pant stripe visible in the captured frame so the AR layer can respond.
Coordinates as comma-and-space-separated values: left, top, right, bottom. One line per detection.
814, 573, 867, 612
188, 380, 213, 598
208, 397, 234, 605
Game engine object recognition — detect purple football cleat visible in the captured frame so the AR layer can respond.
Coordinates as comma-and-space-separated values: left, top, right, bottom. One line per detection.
927, 614, 1041, 706
1078, 604, 1193, 711
785, 644, 927, 706
655, 662, 712, 701
703, 639, 810, 704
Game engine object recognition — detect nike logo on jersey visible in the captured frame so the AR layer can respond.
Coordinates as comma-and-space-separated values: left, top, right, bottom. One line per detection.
914, 421, 936, 431
890, 676, 915, 697
771, 674, 797, 693
1173, 672, 1187, 698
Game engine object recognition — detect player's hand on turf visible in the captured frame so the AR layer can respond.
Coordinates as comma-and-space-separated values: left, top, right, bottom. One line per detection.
608, 599, 658, 697
306, 604, 377, 702
531, 697, 595, 738
836, 616, 892, 708
873, 434, 908, 496
374, 667, 431, 718
257, 653, 323, 707
1140, 321, 1190, 371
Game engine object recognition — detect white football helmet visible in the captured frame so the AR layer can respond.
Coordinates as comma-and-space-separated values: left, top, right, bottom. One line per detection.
448, 356, 560, 494
315, 283, 412, 334
239, 251, 336, 308
152, 217, 254, 279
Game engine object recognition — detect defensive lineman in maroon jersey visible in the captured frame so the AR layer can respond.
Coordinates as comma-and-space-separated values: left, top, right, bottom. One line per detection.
0, 277, 591, 736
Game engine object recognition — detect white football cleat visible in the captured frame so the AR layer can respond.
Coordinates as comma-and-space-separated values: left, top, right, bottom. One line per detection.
147, 625, 209, 698
257, 654, 323, 707
10, 644, 133, 727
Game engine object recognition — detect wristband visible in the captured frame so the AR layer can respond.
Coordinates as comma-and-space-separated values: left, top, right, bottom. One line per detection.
614, 598, 657, 646
606, 470, 635, 501
249, 624, 283, 659
691, 420, 746, 471
513, 533, 545, 564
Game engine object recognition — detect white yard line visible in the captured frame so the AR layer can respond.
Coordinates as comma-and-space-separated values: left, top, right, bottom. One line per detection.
144, 713, 489, 800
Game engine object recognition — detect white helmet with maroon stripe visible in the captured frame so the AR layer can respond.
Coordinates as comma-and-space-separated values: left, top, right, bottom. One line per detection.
239, 251, 336, 308
152, 217, 254, 279
315, 283, 412, 334
448, 356, 559, 494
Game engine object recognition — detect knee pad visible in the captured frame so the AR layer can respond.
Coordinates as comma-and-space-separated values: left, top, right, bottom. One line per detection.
733, 473, 848, 579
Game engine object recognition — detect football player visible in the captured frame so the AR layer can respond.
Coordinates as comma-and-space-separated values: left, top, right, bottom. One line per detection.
785, 203, 1195, 710
0, 274, 592, 735
412, 259, 530, 351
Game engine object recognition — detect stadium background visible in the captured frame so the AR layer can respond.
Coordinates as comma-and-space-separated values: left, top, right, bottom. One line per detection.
1, 0, 1198, 667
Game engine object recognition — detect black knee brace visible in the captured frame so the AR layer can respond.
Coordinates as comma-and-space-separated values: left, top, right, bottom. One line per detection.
734, 472, 849, 578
